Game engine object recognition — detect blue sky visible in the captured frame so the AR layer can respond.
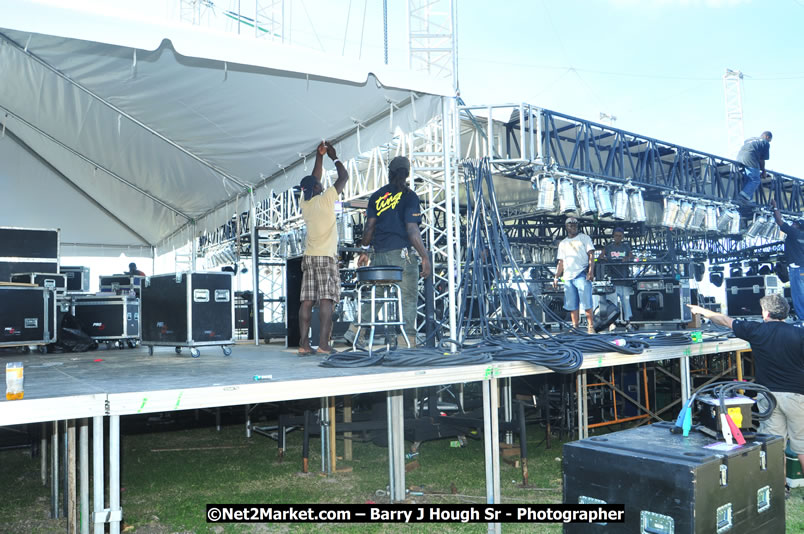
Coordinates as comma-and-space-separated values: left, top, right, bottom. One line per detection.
455, 0, 804, 178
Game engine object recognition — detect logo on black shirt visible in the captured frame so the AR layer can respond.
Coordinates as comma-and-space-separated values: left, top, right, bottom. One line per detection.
376, 191, 403, 216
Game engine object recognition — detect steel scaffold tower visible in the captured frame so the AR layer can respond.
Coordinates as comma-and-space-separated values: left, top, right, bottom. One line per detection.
723, 69, 745, 160
408, 0, 458, 90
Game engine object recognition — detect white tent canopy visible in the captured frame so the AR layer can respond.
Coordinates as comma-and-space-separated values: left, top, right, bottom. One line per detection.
0, 1, 451, 256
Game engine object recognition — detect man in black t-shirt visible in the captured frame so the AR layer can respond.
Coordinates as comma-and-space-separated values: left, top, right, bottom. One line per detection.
600, 227, 634, 326
348, 157, 431, 347
688, 294, 804, 477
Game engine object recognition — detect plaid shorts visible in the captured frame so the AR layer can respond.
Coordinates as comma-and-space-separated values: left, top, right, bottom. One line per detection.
300, 255, 340, 303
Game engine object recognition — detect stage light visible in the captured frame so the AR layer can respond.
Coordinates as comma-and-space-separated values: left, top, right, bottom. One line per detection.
675, 200, 694, 229
775, 261, 790, 283
693, 262, 706, 282
762, 217, 779, 240
746, 215, 767, 238
558, 179, 577, 213
577, 182, 596, 215
705, 205, 718, 232
629, 190, 647, 222
595, 185, 613, 217
709, 265, 724, 287
758, 264, 772, 276
717, 206, 740, 234
535, 174, 556, 212
690, 204, 707, 231
662, 197, 680, 227
745, 262, 759, 276
613, 188, 629, 220
730, 263, 743, 277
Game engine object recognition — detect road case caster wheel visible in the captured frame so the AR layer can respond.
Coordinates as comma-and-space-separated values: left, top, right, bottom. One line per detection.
222, 346, 232, 356
190, 348, 201, 358
37, 345, 47, 354
175, 347, 182, 355
147, 346, 154, 356
21, 346, 31, 354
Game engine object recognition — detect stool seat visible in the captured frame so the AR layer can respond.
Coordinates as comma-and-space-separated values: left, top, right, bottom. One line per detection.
356, 266, 403, 283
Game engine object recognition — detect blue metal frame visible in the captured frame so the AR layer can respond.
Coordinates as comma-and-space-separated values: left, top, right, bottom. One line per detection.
504, 108, 804, 214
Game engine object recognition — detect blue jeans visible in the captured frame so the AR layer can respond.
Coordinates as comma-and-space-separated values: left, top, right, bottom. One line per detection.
563, 272, 593, 311
606, 285, 633, 321
740, 166, 761, 200
790, 265, 804, 320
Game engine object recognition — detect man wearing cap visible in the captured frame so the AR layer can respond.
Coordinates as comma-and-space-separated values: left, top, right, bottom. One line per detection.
349, 156, 431, 348
553, 217, 596, 334
600, 227, 634, 329
297, 141, 348, 355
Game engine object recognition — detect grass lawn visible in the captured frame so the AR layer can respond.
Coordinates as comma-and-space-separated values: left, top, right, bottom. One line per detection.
0, 411, 802, 533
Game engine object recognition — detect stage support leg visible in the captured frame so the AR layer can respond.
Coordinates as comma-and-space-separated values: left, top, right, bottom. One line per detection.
482, 378, 501, 534
386, 390, 405, 501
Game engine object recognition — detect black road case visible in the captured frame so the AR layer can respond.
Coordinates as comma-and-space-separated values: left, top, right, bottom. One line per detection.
630, 278, 693, 325
73, 295, 140, 349
0, 284, 57, 350
726, 275, 781, 317
99, 274, 145, 297
0, 226, 59, 282
563, 422, 785, 533
11, 272, 67, 295
141, 272, 234, 357
61, 266, 91, 292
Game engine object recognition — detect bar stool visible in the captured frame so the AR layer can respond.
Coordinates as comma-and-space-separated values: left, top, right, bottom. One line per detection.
353, 266, 410, 352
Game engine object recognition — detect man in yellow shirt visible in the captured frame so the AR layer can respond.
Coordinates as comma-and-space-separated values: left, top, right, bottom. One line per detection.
298, 141, 349, 354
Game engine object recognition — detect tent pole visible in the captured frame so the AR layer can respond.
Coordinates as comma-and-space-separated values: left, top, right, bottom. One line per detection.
251, 190, 260, 346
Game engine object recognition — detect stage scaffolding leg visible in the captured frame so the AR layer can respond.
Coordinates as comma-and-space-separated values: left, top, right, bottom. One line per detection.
680, 356, 691, 403
482, 378, 501, 534
92, 417, 103, 534
93, 416, 122, 534
109, 416, 121, 534
503, 377, 513, 445
80, 418, 89, 534
576, 371, 589, 440
50, 420, 58, 519
68, 420, 77, 534
41, 422, 47, 487
386, 390, 405, 502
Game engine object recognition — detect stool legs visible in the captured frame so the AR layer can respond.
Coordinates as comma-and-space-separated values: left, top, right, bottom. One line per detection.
353, 282, 409, 353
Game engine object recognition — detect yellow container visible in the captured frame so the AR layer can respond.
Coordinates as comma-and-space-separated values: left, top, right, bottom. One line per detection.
5, 362, 24, 400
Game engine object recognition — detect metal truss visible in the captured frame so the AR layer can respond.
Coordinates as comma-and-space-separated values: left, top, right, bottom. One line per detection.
723, 69, 745, 159
408, 0, 458, 87
196, 104, 460, 341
